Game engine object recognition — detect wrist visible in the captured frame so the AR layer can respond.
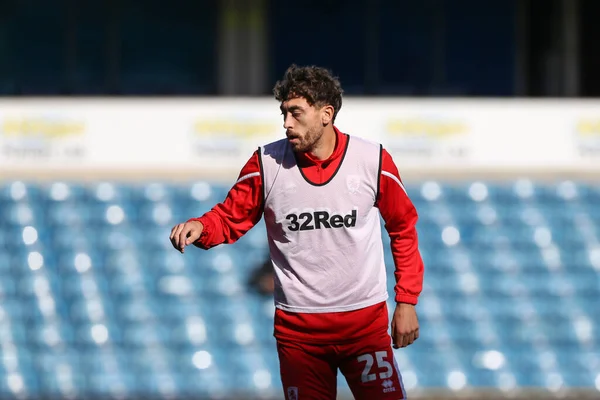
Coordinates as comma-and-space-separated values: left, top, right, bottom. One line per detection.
187, 217, 204, 229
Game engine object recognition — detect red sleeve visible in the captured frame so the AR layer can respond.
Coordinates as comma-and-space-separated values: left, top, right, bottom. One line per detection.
188, 150, 263, 249
375, 148, 424, 305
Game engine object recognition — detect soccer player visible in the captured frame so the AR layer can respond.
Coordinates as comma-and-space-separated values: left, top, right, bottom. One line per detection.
170, 64, 424, 399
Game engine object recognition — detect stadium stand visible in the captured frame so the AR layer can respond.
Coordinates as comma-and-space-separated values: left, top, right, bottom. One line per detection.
0, 179, 599, 399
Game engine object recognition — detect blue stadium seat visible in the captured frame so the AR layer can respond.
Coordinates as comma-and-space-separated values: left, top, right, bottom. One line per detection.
121, 322, 171, 348
0, 180, 598, 398
0, 182, 41, 203
86, 371, 137, 397
86, 182, 135, 203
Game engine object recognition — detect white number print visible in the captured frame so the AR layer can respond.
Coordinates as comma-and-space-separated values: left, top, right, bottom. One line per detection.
357, 351, 393, 383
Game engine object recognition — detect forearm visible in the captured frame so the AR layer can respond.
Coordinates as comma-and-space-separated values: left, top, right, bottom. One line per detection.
388, 210, 424, 304
377, 149, 425, 304
189, 151, 263, 249
190, 203, 261, 249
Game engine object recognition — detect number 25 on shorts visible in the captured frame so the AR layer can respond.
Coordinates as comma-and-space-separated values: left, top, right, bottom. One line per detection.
357, 351, 393, 383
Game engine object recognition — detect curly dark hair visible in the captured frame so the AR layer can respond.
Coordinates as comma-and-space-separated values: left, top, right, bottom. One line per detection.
273, 64, 344, 122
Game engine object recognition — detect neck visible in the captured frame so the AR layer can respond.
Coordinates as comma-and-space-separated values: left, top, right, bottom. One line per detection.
306, 125, 336, 160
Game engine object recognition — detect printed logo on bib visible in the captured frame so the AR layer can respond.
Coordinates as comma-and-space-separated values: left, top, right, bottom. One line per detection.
285, 209, 357, 231
286, 386, 298, 400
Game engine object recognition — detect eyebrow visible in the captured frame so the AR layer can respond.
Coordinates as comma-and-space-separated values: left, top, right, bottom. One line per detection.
280, 105, 303, 113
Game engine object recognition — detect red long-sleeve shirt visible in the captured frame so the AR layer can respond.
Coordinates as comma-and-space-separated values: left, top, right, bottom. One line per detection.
191, 127, 424, 343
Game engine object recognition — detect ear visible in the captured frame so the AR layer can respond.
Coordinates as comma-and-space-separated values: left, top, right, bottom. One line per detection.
321, 105, 334, 126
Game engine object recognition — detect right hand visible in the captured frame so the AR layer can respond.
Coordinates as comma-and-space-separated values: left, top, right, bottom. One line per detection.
169, 220, 204, 253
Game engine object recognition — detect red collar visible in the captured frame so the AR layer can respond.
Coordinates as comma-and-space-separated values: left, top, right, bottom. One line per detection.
295, 126, 346, 167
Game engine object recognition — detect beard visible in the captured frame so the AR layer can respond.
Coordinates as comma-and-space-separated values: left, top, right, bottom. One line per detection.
288, 126, 323, 153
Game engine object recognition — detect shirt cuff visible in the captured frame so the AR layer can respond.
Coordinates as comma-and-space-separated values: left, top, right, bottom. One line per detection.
187, 217, 210, 249
395, 293, 418, 305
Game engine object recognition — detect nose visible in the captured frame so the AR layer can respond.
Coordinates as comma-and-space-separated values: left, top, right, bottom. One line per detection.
283, 113, 294, 130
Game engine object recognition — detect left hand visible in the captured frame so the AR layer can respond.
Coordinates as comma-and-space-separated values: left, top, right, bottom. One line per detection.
391, 303, 419, 349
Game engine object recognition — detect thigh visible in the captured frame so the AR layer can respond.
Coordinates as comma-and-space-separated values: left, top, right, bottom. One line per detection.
338, 331, 407, 399
277, 340, 337, 400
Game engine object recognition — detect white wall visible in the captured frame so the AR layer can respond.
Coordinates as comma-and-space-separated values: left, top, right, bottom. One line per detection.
1, 98, 599, 181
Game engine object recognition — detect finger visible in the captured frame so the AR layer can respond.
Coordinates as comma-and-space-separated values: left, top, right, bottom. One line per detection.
171, 224, 185, 250
414, 328, 419, 340
395, 335, 403, 349
169, 224, 179, 241
400, 334, 409, 348
393, 332, 403, 349
391, 323, 399, 349
179, 225, 192, 251
403, 331, 413, 347
185, 230, 199, 246
170, 225, 179, 247
406, 332, 416, 346
175, 224, 187, 248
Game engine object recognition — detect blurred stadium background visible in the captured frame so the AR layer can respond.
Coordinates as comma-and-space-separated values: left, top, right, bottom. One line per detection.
1, 1, 599, 399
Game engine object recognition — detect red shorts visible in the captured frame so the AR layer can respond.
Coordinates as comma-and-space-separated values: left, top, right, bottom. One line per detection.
277, 329, 407, 400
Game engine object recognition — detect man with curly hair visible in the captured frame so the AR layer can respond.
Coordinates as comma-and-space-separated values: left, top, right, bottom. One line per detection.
170, 64, 424, 399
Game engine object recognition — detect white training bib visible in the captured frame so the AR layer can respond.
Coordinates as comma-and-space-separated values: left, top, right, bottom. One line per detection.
259, 134, 388, 313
